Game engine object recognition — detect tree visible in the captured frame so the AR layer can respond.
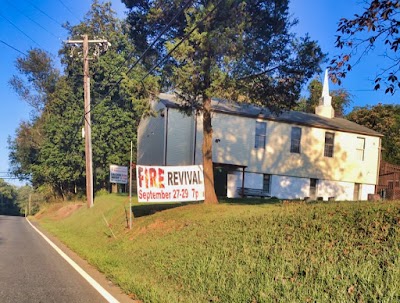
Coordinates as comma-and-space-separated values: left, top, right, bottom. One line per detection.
0, 179, 19, 215
123, 0, 325, 203
295, 78, 352, 117
347, 104, 400, 165
60, 0, 157, 193
9, 49, 60, 114
9, 0, 157, 199
330, 1, 400, 94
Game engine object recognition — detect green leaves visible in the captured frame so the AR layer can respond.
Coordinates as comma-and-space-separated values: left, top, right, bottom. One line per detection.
330, 0, 400, 94
9, 0, 157, 199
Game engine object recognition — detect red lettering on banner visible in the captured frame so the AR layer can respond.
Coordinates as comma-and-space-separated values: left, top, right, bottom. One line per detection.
138, 167, 165, 189
138, 167, 144, 188
158, 168, 165, 188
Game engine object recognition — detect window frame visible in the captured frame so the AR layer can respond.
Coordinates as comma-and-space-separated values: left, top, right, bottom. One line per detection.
290, 126, 302, 154
356, 137, 365, 161
263, 174, 271, 193
255, 121, 267, 149
324, 132, 335, 157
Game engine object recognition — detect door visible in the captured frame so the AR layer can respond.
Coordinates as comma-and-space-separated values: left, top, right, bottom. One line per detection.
353, 183, 361, 201
214, 167, 228, 197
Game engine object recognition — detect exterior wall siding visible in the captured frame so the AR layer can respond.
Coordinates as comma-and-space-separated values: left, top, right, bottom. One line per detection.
139, 105, 380, 201
228, 171, 374, 201
137, 104, 165, 165
361, 184, 375, 201
166, 110, 195, 165
271, 175, 309, 200
210, 111, 380, 185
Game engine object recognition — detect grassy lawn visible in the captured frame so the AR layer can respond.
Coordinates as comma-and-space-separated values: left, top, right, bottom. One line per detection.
36, 195, 400, 302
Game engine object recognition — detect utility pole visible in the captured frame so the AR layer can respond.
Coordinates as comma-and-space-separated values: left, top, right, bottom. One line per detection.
66, 35, 110, 208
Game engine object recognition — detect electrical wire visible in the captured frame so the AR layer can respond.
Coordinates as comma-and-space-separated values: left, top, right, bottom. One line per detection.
66, 0, 222, 150
141, 0, 223, 82
112, 0, 194, 87
0, 11, 42, 48
25, 0, 63, 27
82, 0, 197, 118
57, 0, 81, 22
0, 39, 26, 56
5, 0, 62, 41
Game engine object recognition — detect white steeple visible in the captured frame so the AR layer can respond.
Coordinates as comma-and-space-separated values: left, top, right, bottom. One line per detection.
315, 70, 334, 118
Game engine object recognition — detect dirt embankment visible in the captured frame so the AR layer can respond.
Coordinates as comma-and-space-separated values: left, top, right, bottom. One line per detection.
34, 203, 83, 221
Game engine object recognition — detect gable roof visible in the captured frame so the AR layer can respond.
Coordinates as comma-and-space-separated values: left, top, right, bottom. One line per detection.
158, 93, 383, 137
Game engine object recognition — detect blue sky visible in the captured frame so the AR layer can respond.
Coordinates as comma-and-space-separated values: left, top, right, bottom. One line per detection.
0, 0, 398, 186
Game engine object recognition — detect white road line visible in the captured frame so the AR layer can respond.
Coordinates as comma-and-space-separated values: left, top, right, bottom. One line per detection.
26, 218, 119, 303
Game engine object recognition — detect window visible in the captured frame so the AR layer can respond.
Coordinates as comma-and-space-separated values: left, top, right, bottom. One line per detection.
263, 174, 271, 193
255, 121, 267, 149
324, 132, 335, 157
290, 127, 302, 153
356, 137, 365, 161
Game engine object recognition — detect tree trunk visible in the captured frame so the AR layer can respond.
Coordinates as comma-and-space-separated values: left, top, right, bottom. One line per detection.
202, 96, 218, 204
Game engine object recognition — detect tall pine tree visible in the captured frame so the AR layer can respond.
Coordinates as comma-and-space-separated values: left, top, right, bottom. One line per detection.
123, 0, 325, 203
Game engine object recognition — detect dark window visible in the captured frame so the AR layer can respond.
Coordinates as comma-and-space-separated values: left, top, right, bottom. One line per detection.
324, 132, 335, 157
263, 174, 271, 193
290, 127, 302, 153
255, 121, 267, 149
310, 178, 318, 200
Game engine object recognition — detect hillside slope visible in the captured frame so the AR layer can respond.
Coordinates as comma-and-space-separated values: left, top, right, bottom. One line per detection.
37, 195, 400, 302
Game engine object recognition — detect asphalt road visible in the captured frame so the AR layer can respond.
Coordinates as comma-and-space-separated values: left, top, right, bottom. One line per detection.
0, 215, 108, 303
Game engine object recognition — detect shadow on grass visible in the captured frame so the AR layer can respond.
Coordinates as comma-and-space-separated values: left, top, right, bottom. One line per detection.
132, 201, 201, 218
220, 197, 282, 205
131, 198, 282, 218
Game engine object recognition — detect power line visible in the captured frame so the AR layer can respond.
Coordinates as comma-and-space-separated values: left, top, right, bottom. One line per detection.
141, 0, 223, 82
6, 0, 62, 41
112, 0, 194, 87
0, 39, 26, 56
25, 0, 63, 27
75, 0, 195, 119
64, 0, 221, 157
57, 0, 81, 22
0, 11, 42, 48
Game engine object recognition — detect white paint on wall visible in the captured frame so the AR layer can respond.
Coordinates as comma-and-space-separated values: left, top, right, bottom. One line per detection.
138, 98, 381, 201
227, 171, 241, 198
361, 184, 376, 200
209, 111, 380, 185
227, 171, 375, 201
317, 180, 354, 201
270, 175, 309, 199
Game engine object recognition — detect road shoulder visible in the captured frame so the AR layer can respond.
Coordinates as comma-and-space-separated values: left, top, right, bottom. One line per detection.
28, 218, 139, 303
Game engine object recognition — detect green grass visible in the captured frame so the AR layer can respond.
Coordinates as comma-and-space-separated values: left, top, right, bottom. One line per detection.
38, 195, 400, 302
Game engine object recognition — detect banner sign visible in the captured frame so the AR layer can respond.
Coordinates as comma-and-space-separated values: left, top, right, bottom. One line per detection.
136, 165, 205, 202
110, 165, 128, 184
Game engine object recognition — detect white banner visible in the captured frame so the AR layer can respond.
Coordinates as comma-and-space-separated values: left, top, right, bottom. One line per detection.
110, 165, 128, 184
136, 165, 205, 202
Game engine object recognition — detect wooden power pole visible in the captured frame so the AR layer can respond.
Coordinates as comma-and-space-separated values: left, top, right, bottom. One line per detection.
66, 35, 109, 208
